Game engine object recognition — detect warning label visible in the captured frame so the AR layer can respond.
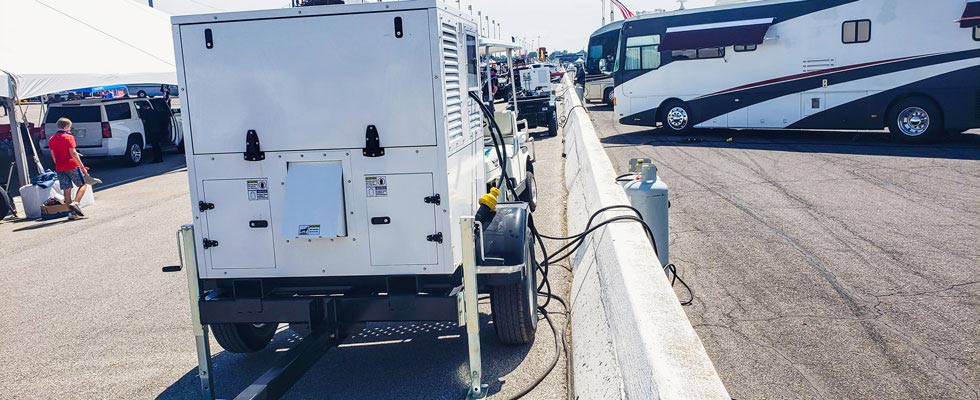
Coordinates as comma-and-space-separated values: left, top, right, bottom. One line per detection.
298, 225, 321, 236
365, 176, 388, 197
247, 179, 269, 201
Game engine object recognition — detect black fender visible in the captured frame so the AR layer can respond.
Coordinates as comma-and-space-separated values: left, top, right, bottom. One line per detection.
476, 202, 530, 269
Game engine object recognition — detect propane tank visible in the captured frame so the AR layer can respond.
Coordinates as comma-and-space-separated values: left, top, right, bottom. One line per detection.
623, 163, 669, 267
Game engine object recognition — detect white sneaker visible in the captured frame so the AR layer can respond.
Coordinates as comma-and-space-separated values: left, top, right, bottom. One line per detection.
68, 202, 84, 217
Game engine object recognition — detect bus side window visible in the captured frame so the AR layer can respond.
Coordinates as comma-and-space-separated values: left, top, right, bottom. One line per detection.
624, 34, 661, 71
734, 44, 758, 52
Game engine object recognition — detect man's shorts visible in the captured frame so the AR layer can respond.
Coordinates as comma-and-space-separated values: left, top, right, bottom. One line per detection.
57, 168, 85, 190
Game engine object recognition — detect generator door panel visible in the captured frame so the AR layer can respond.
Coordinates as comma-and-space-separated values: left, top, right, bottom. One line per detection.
365, 173, 439, 266
179, 10, 437, 155
281, 161, 348, 239
202, 179, 276, 269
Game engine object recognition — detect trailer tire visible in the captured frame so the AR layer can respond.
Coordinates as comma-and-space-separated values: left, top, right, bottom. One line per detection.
547, 109, 558, 136
490, 231, 538, 345
211, 322, 278, 353
519, 171, 537, 212
660, 101, 693, 134
888, 97, 944, 143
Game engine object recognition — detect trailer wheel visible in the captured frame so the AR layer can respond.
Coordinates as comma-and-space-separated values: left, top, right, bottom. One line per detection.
490, 231, 538, 345
547, 109, 558, 136
211, 323, 278, 353
888, 97, 944, 143
660, 101, 693, 134
519, 171, 537, 212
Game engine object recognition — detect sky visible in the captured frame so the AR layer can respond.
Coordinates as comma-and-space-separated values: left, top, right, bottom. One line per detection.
133, 0, 721, 51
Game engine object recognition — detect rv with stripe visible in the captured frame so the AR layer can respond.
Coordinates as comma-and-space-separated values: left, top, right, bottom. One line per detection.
612, 0, 980, 142
584, 20, 623, 104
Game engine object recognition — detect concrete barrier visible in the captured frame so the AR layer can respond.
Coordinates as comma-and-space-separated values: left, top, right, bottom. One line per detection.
560, 79, 730, 400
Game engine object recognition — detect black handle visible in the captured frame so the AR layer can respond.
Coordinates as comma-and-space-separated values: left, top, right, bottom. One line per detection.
249, 220, 269, 228
371, 217, 391, 225
162, 265, 182, 273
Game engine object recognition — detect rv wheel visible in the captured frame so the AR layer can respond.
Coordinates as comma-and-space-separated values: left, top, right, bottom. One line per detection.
603, 87, 614, 105
490, 230, 538, 345
211, 323, 278, 353
888, 97, 943, 143
661, 101, 693, 134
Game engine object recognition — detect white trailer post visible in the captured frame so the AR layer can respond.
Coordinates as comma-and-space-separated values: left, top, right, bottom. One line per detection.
168, 2, 538, 398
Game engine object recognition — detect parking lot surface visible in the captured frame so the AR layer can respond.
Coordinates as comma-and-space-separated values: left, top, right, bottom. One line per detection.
587, 104, 980, 400
0, 128, 568, 399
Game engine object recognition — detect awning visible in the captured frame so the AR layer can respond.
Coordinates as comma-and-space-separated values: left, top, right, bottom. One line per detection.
960, 0, 980, 28
659, 18, 774, 52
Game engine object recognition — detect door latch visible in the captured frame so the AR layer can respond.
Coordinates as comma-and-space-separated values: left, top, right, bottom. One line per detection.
424, 194, 441, 205
198, 201, 214, 212
426, 233, 443, 244
203, 238, 219, 249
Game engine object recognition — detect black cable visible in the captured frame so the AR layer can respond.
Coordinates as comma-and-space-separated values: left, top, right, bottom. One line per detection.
558, 105, 587, 129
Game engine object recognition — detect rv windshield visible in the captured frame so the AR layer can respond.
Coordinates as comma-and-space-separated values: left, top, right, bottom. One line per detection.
587, 26, 621, 75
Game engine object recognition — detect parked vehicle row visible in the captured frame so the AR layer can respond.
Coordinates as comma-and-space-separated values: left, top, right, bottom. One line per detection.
39, 97, 183, 166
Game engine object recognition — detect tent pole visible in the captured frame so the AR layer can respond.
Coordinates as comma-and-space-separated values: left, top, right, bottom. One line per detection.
3, 96, 30, 191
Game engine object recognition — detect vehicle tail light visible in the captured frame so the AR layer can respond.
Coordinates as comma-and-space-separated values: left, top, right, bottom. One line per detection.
39, 125, 46, 140
101, 122, 111, 138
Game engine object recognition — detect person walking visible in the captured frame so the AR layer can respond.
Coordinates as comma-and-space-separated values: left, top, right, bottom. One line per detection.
47, 118, 90, 220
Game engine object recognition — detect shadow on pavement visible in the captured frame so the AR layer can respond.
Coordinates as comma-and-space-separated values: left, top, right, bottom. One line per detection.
593, 109, 980, 161
11, 218, 71, 231
157, 314, 533, 400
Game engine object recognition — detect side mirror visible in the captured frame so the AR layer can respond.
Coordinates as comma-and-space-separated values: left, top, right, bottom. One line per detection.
598, 59, 607, 72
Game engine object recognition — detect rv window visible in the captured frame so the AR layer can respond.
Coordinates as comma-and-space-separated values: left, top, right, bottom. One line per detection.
974, 26, 980, 41
624, 34, 661, 71
670, 47, 725, 61
842, 20, 871, 44
734, 44, 757, 52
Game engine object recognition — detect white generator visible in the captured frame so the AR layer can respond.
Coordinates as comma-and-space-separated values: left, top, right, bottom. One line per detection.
170, 2, 536, 399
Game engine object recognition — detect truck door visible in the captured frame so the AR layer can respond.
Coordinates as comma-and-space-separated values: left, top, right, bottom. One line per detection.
202, 179, 276, 269
364, 173, 439, 267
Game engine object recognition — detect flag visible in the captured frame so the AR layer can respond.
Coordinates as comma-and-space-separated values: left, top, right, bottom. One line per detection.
610, 0, 635, 19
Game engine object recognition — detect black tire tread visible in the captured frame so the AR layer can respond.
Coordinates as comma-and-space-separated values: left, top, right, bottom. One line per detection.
211, 323, 277, 353
490, 234, 537, 345
520, 171, 537, 212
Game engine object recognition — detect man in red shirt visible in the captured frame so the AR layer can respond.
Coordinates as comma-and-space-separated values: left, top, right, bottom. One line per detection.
48, 117, 89, 220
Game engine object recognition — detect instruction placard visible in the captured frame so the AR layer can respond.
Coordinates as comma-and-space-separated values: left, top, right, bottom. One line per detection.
247, 179, 269, 201
298, 225, 321, 236
365, 176, 388, 197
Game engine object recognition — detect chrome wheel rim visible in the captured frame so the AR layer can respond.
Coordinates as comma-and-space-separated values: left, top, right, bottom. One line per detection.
130, 144, 142, 162
898, 107, 930, 136
667, 106, 689, 131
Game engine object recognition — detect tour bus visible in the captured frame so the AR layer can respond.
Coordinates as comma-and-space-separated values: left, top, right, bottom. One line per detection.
613, 0, 980, 142
584, 20, 623, 104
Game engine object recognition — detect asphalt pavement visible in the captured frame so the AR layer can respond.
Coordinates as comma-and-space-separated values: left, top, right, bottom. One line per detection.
586, 103, 980, 400
0, 127, 569, 399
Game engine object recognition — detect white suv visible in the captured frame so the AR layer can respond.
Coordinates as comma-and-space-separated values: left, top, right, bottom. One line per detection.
40, 98, 182, 166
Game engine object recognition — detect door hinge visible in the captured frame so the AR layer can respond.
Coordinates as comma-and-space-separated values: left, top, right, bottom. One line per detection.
198, 201, 214, 212
426, 232, 444, 244
424, 194, 441, 205
363, 125, 385, 157
203, 238, 219, 249
244, 129, 265, 161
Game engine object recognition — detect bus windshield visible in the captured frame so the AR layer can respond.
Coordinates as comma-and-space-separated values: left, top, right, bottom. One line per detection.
586, 21, 623, 75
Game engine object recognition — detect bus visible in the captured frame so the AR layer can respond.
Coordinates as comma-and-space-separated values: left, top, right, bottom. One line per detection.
584, 20, 623, 105
613, 0, 980, 142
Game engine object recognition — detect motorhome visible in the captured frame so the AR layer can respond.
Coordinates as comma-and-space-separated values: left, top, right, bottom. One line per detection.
584, 20, 623, 104
613, 0, 980, 142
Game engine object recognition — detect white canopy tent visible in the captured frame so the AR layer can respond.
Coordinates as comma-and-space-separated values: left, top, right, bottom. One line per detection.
0, 0, 177, 189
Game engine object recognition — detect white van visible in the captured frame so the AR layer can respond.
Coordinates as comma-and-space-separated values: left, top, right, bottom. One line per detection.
40, 98, 182, 165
